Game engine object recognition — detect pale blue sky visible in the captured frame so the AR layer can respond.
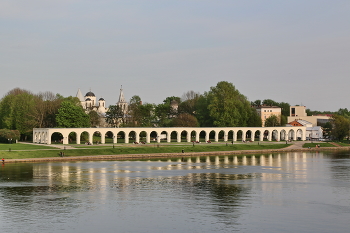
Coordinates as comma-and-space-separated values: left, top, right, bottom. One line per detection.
1, 0, 349, 111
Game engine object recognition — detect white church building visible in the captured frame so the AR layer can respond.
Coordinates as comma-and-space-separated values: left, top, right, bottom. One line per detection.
76, 87, 128, 126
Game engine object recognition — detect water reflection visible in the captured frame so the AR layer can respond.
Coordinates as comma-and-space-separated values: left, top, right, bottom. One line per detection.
1, 152, 350, 233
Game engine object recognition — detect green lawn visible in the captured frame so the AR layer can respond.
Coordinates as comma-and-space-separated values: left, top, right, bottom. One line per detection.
0, 143, 290, 160
335, 142, 350, 147
302, 143, 336, 148
0, 143, 56, 150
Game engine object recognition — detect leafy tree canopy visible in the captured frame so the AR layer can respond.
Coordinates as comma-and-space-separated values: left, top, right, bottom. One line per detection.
207, 81, 252, 127
56, 101, 90, 128
264, 115, 281, 127
105, 105, 125, 127
331, 114, 350, 141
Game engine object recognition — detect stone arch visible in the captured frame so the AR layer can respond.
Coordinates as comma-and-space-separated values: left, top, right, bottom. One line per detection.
296, 128, 304, 140
218, 130, 225, 142
104, 130, 114, 144
50, 131, 63, 144
228, 130, 235, 142
78, 130, 90, 144
254, 130, 262, 141
288, 129, 295, 141
68, 131, 78, 144
92, 130, 102, 144
208, 130, 216, 142
116, 131, 125, 143
271, 129, 279, 141
237, 130, 243, 141
169, 131, 177, 143
190, 130, 197, 142
150, 130, 159, 143
263, 130, 271, 141
139, 130, 148, 143
180, 130, 190, 142
128, 130, 137, 144
280, 129, 287, 141
245, 130, 253, 141
199, 130, 206, 142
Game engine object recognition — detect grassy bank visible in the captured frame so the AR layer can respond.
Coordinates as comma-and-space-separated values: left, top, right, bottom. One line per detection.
0, 143, 54, 150
1, 143, 290, 160
302, 142, 336, 148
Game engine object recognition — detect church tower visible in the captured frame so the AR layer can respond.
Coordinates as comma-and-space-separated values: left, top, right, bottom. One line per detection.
117, 85, 128, 113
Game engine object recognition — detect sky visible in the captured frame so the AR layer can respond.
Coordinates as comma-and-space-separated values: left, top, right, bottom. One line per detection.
1, 0, 349, 112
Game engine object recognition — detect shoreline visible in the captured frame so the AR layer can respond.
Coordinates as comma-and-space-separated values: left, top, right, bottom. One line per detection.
3, 146, 349, 163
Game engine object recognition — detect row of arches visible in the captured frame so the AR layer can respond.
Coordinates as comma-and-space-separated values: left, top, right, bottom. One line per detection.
33, 127, 306, 145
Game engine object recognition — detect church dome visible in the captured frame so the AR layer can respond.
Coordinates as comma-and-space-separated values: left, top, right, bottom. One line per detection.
99, 97, 105, 101
85, 91, 95, 97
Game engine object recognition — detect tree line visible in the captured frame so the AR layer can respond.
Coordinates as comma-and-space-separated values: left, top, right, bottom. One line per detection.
105, 81, 262, 128
1, 81, 350, 141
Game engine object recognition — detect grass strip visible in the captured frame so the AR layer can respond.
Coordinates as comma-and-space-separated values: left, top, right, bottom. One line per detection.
1, 144, 289, 159
302, 143, 336, 148
0, 144, 55, 150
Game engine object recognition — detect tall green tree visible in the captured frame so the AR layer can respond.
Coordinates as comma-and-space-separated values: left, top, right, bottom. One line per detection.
105, 105, 125, 127
33, 91, 62, 128
0, 88, 37, 139
138, 103, 156, 127
179, 90, 200, 115
88, 110, 101, 127
194, 94, 214, 127
247, 108, 262, 127
155, 96, 181, 126
172, 113, 199, 127
128, 95, 142, 126
264, 115, 281, 127
207, 81, 252, 127
331, 114, 350, 141
56, 101, 90, 128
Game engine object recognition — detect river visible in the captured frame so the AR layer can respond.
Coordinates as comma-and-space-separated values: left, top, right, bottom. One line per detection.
1, 151, 349, 233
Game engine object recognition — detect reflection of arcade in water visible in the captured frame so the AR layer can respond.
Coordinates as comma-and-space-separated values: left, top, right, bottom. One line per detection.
28, 152, 315, 199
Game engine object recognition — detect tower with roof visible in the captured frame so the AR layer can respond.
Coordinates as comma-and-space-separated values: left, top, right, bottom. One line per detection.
117, 85, 128, 114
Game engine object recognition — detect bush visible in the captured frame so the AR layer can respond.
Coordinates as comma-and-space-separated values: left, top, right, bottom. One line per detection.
0, 129, 20, 143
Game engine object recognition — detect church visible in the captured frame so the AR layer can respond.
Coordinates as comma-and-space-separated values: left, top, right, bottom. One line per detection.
76, 87, 128, 126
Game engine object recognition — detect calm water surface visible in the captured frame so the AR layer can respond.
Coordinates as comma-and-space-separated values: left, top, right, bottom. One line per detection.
1, 151, 350, 233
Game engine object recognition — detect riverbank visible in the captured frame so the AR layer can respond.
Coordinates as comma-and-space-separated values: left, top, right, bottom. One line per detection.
2, 142, 350, 163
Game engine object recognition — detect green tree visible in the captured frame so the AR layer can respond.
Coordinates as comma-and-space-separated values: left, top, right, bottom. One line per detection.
262, 99, 278, 106
247, 108, 262, 127
138, 103, 156, 127
0, 88, 37, 139
33, 91, 62, 128
56, 101, 90, 128
194, 93, 213, 127
264, 115, 281, 127
207, 81, 252, 127
251, 100, 262, 107
336, 108, 350, 119
179, 90, 200, 115
331, 114, 350, 141
172, 113, 199, 127
0, 129, 20, 143
128, 95, 142, 126
155, 96, 181, 126
88, 110, 101, 127
105, 105, 125, 127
